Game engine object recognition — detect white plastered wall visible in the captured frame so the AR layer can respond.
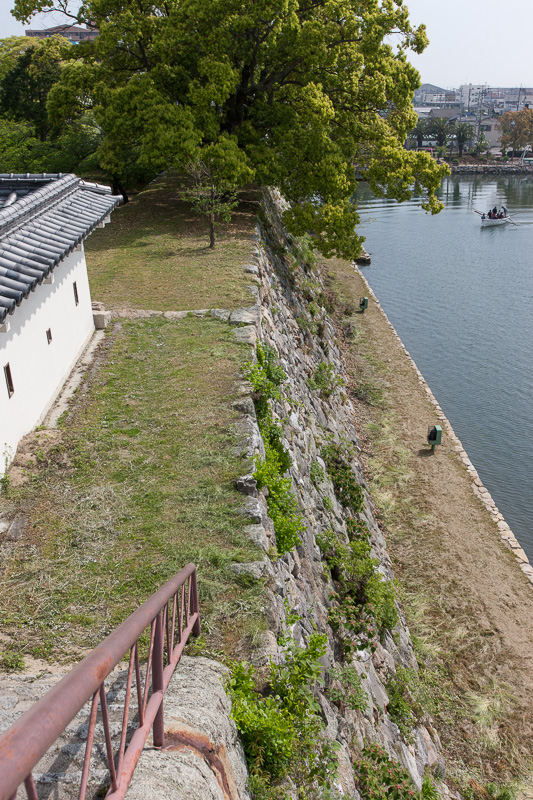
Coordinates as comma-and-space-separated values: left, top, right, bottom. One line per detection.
0, 245, 95, 472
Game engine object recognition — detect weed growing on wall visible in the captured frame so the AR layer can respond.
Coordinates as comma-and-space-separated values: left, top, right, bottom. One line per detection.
321, 438, 364, 513
310, 461, 325, 486
254, 448, 306, 554
317, 524, 398, 657
307, 362, 344, 399
326, 663, 368, 712
354, 743, 418, 800
246, 343, 306, 555
385, 667, 419, 742
228, 633, 339, 799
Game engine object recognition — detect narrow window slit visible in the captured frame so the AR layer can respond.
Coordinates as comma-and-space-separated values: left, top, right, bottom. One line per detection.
4, 364, 14, 398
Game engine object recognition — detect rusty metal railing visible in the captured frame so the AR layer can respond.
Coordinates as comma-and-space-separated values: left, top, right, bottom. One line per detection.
0, 563, 200, 800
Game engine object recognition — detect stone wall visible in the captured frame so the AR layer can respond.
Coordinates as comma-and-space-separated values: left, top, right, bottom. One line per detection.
230, 189, 451, 797
450, 164, 533, 174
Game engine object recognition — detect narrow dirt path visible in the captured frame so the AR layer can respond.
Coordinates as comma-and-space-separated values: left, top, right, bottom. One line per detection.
327, 258, 533, 788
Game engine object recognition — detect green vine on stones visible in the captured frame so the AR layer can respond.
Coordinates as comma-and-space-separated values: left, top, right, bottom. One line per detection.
316, 523, 398, 657
227, 633, 339, 799
321, 439, 364, 513
246, 343, 306, 555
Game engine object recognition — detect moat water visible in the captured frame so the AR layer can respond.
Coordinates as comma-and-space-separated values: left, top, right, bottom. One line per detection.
355, 174, 533, 561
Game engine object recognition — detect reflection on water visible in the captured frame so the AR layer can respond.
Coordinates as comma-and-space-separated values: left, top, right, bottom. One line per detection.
355, 175, 533, 560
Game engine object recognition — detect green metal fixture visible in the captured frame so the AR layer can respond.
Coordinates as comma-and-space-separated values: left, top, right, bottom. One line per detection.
427, 425, 442, 451
359, 297, 368, 312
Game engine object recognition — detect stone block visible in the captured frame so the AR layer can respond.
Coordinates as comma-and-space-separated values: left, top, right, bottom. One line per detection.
93, 310, 111, 330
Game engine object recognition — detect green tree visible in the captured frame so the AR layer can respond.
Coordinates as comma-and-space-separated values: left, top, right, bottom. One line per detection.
185, 136, 253, 248
454, 121, 474, 157
408, 118, 428, 149
0, 117, 41, 171
0, 36, 34, 82
14, 0, 448, 253
474, 132, 489, 157
428, 116, 452, 148
0, 37, 66, 141
497, 108, 533, 154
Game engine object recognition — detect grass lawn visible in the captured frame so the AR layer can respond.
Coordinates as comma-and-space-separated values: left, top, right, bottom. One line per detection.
85, 173, 258, 312
0, 311, 265, 667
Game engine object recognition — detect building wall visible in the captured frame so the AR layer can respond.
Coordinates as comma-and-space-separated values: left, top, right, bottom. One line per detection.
0, 246, 94, 471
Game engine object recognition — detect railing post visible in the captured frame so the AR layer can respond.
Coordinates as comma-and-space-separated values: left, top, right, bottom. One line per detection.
152, 611, 164, 748
191, 571, 201, 638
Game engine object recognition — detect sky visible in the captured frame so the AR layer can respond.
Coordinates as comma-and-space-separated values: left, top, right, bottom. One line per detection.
1, 0, 533, 89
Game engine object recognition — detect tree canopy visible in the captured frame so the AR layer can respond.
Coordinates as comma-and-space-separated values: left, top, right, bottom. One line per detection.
0, 37, 65, 141
454, 122, 474, 157
498, 108, 533, 153
11, 0, 447, 256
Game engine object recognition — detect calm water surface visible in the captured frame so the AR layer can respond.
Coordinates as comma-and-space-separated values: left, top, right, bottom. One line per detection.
355, 175, 533, 559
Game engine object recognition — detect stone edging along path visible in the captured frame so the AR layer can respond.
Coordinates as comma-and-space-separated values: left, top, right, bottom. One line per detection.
353, 264, 533, 585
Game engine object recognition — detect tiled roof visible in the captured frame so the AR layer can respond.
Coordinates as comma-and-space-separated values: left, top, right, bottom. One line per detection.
0, 174, 121, 323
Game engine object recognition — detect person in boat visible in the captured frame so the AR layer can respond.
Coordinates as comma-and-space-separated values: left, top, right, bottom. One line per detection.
487, 210, 492, 218
502, 205, 508, 216
492, 206, 498, 216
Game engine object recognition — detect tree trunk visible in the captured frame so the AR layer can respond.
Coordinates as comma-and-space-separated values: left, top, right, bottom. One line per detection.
209, 211, 215, 249
111, 177, 129, 203
209, 186, 216, 248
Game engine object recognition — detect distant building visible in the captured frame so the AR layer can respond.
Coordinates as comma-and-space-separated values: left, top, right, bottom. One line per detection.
458, 84, 486, 110
479, 117, 502, 152
0, 173, 120, 474
413, 83, 459, 108
25, 24, 98, 43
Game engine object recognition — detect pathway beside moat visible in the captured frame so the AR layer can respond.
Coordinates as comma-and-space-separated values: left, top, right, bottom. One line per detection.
328, 256, 533, 784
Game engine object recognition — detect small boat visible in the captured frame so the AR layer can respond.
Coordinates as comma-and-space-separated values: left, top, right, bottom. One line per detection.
480, 215, 512, 227
474, 209, 516, 227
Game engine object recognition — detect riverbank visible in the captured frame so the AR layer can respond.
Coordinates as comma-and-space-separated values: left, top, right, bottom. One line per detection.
450, 164, 533, 174
326, 256, 533, 788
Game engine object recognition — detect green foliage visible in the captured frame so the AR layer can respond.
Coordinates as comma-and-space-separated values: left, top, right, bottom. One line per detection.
354, 743, 417, 800
317, 526, 398, 655
346, 517, 370, 542
246, 343, 286, 421
14, 0, 446, 254
321, 439, 364, 513
254, 444, 305, 555
484, 783, 517, 800
385, 667, 418, 741
229, 661, 296, 778
420, 776, 441, 800
249, 342, 304, 554
0, 649, 25, 672
498, 107, 533, 152
323, 496, 333, 512
326, 663, 367, 712
185, 139, 254, 247
293, 235, 319, 271
228, 633, 340, 799
307, 362, 344, 399
310, 461, 325, 486
454, 122, 475, 157
0, 37, 65, 141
